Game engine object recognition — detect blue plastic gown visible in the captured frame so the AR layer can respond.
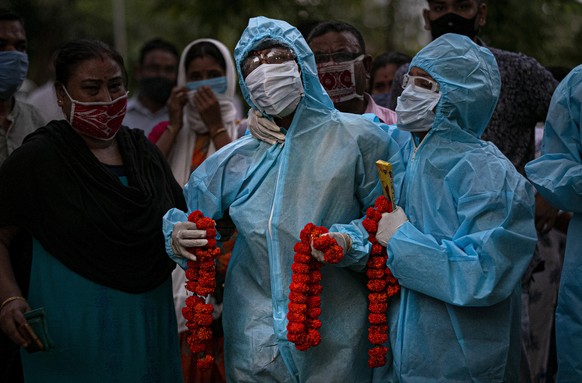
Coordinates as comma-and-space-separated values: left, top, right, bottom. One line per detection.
525, 64, 582, 382
337, 34, 537, 382
163, 16, 404, 383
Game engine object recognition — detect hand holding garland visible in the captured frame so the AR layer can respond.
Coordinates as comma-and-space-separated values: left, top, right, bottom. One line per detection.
310, 232, 352, 263
376, 207, 408, 247
178, 210, 220, 370
171, 220, 209, 260
287, 223, 346, 351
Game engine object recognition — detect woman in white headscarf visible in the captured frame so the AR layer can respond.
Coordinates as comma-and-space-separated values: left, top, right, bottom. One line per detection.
148, 38, 241, 383
149, 38, 241, 187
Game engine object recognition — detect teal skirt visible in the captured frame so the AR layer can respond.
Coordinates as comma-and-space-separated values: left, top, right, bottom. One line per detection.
21, 239, 182, 383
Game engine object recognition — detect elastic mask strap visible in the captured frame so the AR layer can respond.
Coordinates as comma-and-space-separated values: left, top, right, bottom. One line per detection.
62, 86, 128, 106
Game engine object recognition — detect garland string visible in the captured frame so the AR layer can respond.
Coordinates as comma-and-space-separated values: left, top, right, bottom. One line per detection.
362, 195, 401, 368
287, 223, 343, 350
182, 210, 220, 370
287, 196, 400, 368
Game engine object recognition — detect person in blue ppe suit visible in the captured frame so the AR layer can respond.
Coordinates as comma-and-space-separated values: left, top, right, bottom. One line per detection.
525, 65, 582, 382
163, 16, 404, 383
330, 34, 537, 382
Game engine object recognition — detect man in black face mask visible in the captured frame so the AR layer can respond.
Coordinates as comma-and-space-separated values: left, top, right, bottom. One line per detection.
393, 0, 557, 172
122, 38, 179, 136
423, 0, 486, 40
390, 1, 561, 382
392, 1, 556, 178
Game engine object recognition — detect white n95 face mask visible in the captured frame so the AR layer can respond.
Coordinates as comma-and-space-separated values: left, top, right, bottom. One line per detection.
396, 84, 441, 132
245, 61, 304, 118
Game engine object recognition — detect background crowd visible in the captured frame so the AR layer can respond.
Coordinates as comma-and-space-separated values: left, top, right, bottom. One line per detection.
0, 1, 579, 382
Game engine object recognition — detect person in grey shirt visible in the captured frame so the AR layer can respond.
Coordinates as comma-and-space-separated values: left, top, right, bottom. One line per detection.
0, 8, 45, 167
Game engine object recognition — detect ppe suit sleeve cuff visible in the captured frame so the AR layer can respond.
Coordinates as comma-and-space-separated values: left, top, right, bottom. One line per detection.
386, 221, 415, 265
329, 218, 371, 271
163, 208, 189, 269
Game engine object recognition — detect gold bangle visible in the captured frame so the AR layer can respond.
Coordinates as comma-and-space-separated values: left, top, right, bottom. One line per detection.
211, 127, 227, 139
0, 296, 26, 312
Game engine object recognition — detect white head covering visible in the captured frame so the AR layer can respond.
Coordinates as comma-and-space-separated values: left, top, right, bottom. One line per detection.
168, 38, 239, 187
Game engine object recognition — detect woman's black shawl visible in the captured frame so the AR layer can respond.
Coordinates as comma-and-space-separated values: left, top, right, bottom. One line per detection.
0, 121, 186, 293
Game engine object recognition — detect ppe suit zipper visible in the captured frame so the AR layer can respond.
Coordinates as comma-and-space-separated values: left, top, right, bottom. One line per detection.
267, 142, 301, 381
268, 152, 286, 327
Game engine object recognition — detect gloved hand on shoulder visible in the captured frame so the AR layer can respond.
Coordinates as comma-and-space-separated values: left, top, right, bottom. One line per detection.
248, 109, 286, 145
170, 221, 208, 261
310, 232, 352, 263
376, 206, 408, 247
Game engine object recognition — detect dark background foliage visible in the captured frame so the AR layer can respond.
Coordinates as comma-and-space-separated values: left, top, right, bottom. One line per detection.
6, 0, 582, 90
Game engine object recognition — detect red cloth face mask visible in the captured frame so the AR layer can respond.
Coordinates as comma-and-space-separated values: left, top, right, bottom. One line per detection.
63, 87, 128, 140
316, 55, 364, 103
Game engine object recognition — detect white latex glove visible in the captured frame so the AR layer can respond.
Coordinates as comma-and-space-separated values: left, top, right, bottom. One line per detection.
310, 232, 352, 263
248, 109, 286, 145
376, 206, 408, 247
170, 221, 208, 261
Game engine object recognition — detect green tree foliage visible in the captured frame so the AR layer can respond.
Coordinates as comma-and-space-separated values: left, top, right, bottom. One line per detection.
484, 0, 582, 69
6, 0, 117, 83
6, 0, 582, 87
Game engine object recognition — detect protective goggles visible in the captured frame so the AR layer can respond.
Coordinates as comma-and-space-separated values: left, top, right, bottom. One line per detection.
402, 74, 440, 93
314, 51, 362, 64
242, 47, 296, 76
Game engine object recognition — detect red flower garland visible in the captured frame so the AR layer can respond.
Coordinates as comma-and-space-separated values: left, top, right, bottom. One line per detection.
181, 210, 220, 370
362, 196, 401, 368
287, 223, 344, 351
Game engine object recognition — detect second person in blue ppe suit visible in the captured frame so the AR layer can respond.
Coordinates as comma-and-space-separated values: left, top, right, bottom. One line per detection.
163, 16, 404, 383
525, 65, 582, 382
331, 34, 537, 382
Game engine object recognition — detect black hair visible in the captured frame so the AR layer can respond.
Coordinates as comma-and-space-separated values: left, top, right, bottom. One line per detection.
0, 8, 23, 25
370, 51, 412, 81
54, 39, 128, 87
138, 38, 179, 65
184, 41, 226, 72
306, 21, 366, 54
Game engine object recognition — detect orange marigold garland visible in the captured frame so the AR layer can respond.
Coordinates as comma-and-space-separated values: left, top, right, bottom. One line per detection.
182, 210, 220, 370
362, 195, 401, 368
287, 223, 344, 351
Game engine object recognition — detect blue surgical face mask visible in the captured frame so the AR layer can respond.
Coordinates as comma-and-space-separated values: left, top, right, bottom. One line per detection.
396, 83, 441, 132
372, 92, 392, 108
0, 51, 29, 100
185, 76, 228, 95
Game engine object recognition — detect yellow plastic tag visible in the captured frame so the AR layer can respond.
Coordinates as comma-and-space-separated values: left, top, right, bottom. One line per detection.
376, 160, 395, 205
